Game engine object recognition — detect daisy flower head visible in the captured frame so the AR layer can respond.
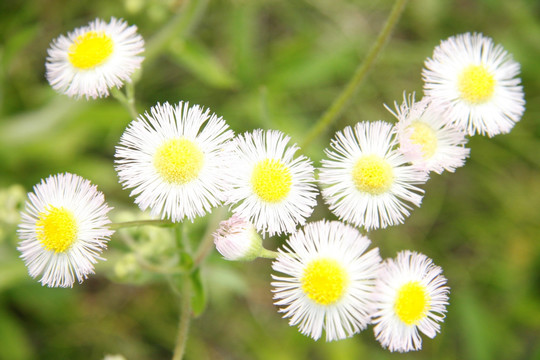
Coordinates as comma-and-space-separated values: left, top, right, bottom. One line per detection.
115, 101, 234, 222
371, 251, 449, 352
212, 215, 263, 261
17, 173, 114, 288
388, 93, 470, 174
225, 129, 318, 237
318, 121, 428, 231
423, 32, 525, 137
271, 220, 381, 341
46, 17, 145, 99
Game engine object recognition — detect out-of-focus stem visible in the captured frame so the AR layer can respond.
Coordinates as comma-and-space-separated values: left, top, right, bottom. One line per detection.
172, 275, 192, 360
111, 85, 139, 120
192, 207, 227, 268
109, 219, 174, 230
300, 0, 409, 149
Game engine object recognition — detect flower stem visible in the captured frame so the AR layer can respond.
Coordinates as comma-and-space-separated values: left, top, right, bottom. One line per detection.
259, 248, 279, 259
125, 82, 139, 119
176, 221, 189, 253
192, 207, 228, 268
111, 85, 139, 120
109, 219, 174, 230
172, 275, 192, 360
300, 0, 409, 149
117, 232, 185, 274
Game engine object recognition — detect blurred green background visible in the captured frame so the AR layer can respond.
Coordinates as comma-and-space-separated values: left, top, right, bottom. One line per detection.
1, 0, 540, 359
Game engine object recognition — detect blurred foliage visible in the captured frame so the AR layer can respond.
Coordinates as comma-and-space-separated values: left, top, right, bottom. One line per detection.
1, 0, 540, 359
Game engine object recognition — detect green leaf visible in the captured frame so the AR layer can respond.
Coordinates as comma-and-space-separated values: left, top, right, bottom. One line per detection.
179, 251, 194, 270
0, 97, 86, 146
452, 286, 510, 360
0, 305, 34, 360
0, 245, 29, 291
2, 25, 39, 69
144, 0, 209, 64
190, 268, 206, 317
168, 39, 238, 89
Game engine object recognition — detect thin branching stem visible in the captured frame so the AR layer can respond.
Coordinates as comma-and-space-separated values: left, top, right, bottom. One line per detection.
300, 0, 409, 149
172, 275, 192, 360
109, 219, 174, 230
192, 207, 228, 269
111, 86, 139, 120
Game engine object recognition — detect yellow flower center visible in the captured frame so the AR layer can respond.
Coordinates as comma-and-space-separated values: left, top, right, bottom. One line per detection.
409, 121, 438, 158
458, 64, 496, 104
251, 159, 292, 203
153, 138, 204, 185
68, 31, 114, 69
394, 281, 431, 325
352, 155, 394, 195
36, 206, 78, 253
302, 258, 349, 306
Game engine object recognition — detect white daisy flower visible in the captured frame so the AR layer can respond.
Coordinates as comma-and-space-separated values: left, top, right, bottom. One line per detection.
212, 215, 263, 261
225, 129, 318, 237
115, 101, 234, 222
46, 17, 145, 99
423, 32, 525, 137
388, 93, 470, 174
371, 251, 449, 352
17, 173, 114, 288
318, 121, 428, 231
271, 220, 381, 342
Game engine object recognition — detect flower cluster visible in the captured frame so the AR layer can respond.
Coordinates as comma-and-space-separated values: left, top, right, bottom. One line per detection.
17, 17, 525, 355
212, 32, 523, 352
272, 223, 449, 352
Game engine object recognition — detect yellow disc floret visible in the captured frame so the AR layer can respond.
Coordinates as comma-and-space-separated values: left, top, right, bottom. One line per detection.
154, 138, 204, 185
394, 281, 431, 325
458, 64, 496, 104
301, 258, 349, 306
68, 31, 114, 69
36, 206, 78, 253
409, 121, 438, 158
251, 159, 292, 203
352, 155, 394, 195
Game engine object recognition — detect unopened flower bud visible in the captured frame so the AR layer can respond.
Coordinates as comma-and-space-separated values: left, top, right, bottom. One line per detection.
213, 215, 263, 261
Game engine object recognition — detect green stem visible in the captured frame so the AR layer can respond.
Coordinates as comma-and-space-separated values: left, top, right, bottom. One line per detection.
125, 82, 139, 119
135, 258, 185, 275
172, 275, 192, 360
300, 0, 409, 149
113, 0, 209, 121
259, 248, 279, 260
175, 221, 188, 252
117, 232, 185, 274
111, 85, 139, 120
109, 219, 174, 230
192, 207, 228, 269
145, 0, 209, 65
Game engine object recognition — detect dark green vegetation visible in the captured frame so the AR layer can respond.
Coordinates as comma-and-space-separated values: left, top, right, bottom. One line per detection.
1, 0, 540, 359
